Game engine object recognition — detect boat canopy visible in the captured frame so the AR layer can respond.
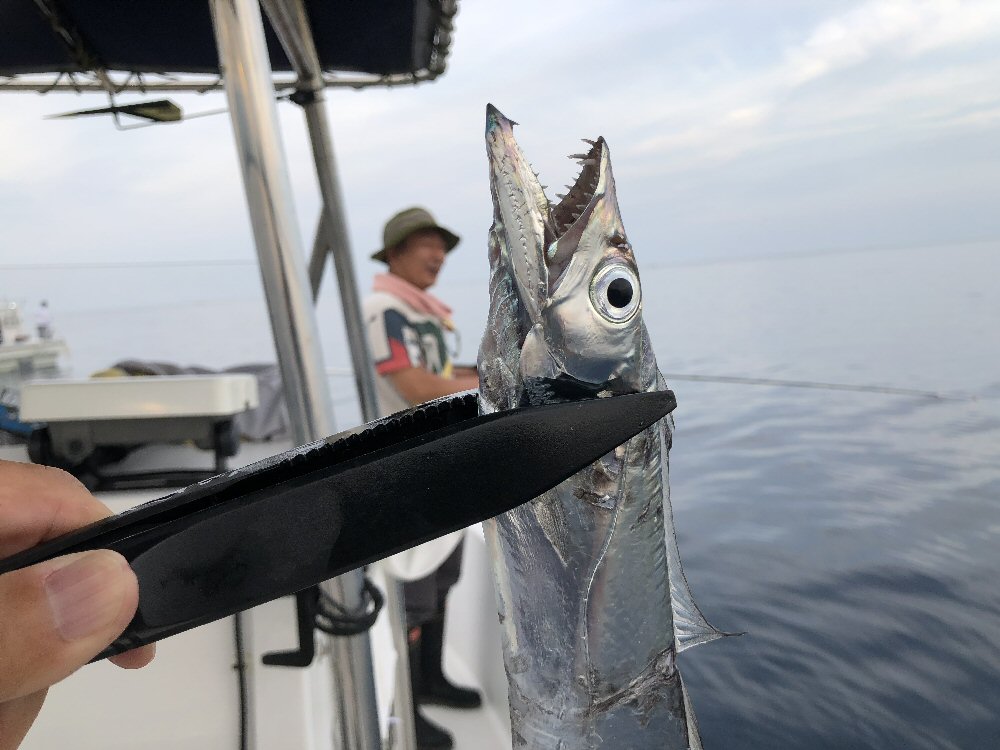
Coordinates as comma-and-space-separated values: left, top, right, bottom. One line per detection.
0, 0, 455, 92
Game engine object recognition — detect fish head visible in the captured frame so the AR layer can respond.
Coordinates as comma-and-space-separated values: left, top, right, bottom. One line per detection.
484, 105, 647, 404
540, 136, 644, 393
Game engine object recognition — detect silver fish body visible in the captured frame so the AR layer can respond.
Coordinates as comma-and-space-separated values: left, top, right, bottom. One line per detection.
478, 106, 719, 749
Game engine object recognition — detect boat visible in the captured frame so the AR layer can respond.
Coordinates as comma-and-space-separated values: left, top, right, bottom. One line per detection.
0, 300, 67, 374
0, 2, 511, 749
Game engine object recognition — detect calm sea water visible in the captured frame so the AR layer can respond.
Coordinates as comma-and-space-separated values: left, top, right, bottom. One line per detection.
662, 245, 1000, 750
4, 241, 999, 748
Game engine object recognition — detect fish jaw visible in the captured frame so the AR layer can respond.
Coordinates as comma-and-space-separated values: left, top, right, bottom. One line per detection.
484, 104, 647, 401
485, 104, 552, 328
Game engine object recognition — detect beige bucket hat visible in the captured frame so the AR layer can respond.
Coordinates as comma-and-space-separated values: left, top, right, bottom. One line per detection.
371, 207, 460, 263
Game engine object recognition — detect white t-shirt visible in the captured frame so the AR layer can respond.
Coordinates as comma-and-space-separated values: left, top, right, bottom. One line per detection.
362, 291, 465, 585
362, 291, 453, 416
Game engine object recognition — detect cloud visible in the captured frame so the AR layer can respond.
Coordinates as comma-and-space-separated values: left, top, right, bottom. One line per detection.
785, 0, 1000, 86
0, 95, 87, 185
622, 0, 1000, 173
1, 0, 998, 273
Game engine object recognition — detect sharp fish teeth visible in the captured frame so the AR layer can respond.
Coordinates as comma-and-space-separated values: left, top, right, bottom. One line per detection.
583, 138, 598, 146
555, 193, 566, 199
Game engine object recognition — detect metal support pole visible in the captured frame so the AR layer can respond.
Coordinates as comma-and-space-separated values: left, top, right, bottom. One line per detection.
262, 0, 380, 422
384, 577, 418, 750
209, 2, 381, 749
308, 211, 332, 299
261, 4, 416, 749
209, 0, 333, 443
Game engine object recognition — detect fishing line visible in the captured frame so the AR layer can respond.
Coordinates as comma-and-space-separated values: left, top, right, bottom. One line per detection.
660, 373, 976, 402
329, 367, 977, 402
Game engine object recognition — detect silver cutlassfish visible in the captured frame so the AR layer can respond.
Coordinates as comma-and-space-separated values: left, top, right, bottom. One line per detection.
477, 105, 726, 749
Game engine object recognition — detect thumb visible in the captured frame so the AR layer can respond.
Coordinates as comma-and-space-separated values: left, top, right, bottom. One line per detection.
0, 549, 139, 702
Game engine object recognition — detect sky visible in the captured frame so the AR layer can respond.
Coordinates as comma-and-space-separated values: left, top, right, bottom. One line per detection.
1, 0, 999, 286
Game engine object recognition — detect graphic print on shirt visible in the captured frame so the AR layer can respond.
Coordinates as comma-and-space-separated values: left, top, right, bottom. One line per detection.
402, 326, 423, 367
375, 308, 449, 375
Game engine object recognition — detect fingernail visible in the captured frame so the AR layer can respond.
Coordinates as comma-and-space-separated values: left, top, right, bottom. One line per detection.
44, 551, 127, 641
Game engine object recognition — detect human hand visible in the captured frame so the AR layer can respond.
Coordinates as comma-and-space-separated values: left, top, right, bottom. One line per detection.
0, 461, 155, 750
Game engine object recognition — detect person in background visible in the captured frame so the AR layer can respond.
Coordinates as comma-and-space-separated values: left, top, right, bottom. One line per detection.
34, 301, 52, 341
0, 460, 156, 750
363, 207, 481, 750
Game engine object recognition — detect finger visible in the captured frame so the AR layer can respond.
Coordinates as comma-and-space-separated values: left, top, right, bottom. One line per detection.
0, 689, 46, 750
109, 643, 156, 670
0, 549, 139, 702
0, 462, 111, 556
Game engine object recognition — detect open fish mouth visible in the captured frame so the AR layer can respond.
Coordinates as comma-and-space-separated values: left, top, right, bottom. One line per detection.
485, 104, 644, 396
549, 136, 602, 239
484, 104, 603, 234
485, 103, 610, 296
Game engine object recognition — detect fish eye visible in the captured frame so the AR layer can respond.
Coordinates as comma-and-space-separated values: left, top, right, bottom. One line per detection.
591, 263, 641, 323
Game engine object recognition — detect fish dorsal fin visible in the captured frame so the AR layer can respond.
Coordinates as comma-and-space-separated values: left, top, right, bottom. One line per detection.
656, 370, 735, 652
